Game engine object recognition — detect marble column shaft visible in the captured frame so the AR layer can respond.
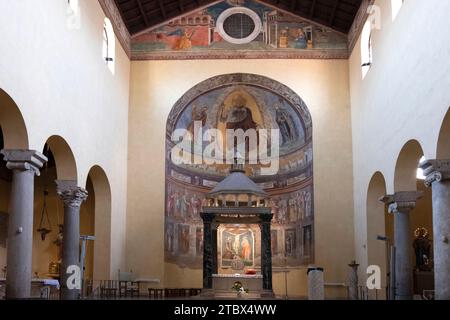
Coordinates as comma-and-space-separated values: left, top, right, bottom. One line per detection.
56, 180, 88, 300
381, 191, 422, 300
260, 214, 273, 291
0, 150, 47, 299
201, 212, 214, 289
421, 159, 450, 300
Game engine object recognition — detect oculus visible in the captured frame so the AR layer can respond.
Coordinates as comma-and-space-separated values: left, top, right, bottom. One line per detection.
216, 7, 262, 44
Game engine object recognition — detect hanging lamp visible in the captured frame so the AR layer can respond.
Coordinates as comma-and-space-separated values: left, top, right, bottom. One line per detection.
37, 145, 52, 241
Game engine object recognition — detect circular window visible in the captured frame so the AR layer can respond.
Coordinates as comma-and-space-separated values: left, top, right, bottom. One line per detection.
217, 7, 262, 44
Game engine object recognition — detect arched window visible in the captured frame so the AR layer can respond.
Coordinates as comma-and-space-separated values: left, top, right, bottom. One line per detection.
361, 20, 373, 79
68, 0, 79, 15
392, 0, 404, 21
417, 156, 426, 180
102, 18, 115, 74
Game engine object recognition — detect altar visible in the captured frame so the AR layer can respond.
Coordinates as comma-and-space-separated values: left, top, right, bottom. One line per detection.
200, 160, 274, 299
211, 274, 264, 299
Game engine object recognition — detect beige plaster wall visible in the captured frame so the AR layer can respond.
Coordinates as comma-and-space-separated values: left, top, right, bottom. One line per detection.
0, 0, 130, 277
127, 59, 355, 298
349, 0, 450, 279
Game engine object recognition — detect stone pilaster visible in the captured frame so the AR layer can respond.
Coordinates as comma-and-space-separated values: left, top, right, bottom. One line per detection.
381, 191, 422, 300
420, 160, 450, 300
0, 150, 47, 299
56, 180, 88, 300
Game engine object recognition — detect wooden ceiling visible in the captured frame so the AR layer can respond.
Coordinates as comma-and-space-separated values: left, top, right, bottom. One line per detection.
114, 0, 363, 36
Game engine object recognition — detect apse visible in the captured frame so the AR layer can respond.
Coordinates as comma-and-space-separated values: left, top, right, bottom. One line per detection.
164, 73, 314, 270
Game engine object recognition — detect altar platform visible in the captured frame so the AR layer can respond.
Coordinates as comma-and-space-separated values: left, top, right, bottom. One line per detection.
200, 274, 273, 299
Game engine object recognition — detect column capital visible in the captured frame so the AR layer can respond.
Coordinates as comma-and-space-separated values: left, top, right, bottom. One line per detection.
259, 213, 273, 224
56, 180, 88, 208
0, 149, 47, 176
380, 191, 423, 214
200, 212, 215, 223
420, 159, 450, 187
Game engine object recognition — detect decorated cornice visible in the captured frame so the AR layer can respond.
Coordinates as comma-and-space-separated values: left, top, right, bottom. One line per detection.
98, 0, 131, 58
131, 48, 349, 61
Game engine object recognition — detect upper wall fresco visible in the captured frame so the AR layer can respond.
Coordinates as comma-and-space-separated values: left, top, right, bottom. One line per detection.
131, 0, 348, 60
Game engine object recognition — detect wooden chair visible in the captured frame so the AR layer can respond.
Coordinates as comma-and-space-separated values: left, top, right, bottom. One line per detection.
118, 270, 139, 298
99, 280, 118, 299
148, 288, 164, 299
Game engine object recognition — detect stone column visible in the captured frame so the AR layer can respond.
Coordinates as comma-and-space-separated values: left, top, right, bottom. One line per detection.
56, 180, 88, 300
260, 214, 273, 293
347, 261, 359, 300
421, 160, 450, 300
381, 192, 422, 300
212, 223, 218, 275
201, 212, 214, 289
0, 150, 47, 299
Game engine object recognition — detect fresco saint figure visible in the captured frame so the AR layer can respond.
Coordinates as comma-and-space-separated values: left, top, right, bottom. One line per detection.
241, 236, 252, 261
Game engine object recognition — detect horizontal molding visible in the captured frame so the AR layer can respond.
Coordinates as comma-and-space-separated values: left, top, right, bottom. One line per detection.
131, 49, 349, 61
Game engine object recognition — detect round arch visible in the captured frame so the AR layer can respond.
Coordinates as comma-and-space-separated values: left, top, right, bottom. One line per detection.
394, 140, 424, 192
366, 171, 388, 296
43, 135, 77, 181
86, 165, 112, 280
436, 107, 450, 158
0, 88, 29, 149
164, 73, 314, 279
166, 73, 312, 139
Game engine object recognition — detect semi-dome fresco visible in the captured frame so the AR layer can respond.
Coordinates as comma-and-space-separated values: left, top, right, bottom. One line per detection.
165, 73, 314, 270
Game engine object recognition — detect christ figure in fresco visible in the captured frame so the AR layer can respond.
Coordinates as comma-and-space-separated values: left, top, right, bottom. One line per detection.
221, 94, 258, 131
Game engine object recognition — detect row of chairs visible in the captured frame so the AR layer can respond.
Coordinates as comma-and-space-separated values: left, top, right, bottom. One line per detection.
99, 280, 139, 299
148, 288, 202, 299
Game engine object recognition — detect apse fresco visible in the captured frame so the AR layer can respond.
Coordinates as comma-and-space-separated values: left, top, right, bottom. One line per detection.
132, 0, 348, 59
165, 74, 314, 269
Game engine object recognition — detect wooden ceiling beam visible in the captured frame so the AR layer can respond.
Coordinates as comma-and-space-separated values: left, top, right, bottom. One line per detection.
178, 0, 185, 12
290, 0, 298, 11
309, 0, 317, 18
136, 0, 150, 26
158, 0, 167, 19
328, 0, 340, 25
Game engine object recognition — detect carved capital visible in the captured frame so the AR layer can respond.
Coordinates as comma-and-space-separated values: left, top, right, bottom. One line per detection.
0, 149, 47, 176
420, 159, 450, 187
56, 180, 88, 208
380, 191, 423, 214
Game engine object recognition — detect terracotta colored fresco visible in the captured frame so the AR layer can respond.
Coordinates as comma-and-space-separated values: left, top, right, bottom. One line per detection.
132, 0, 348, 59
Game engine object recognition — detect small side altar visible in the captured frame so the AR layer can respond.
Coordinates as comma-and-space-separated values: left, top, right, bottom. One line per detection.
212, 274, 263, 299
